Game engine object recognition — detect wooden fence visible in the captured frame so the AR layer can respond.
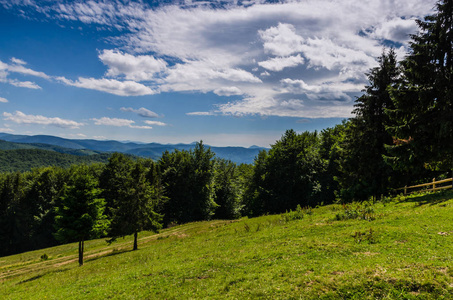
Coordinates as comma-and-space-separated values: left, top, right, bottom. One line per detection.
395, 178, 453, 195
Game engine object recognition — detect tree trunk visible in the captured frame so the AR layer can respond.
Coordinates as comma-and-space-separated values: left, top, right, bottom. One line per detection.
133, 231, 138, 251
78, 240, 84, 266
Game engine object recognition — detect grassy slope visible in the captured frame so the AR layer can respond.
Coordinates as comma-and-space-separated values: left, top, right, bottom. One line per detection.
2, 192, 453, 299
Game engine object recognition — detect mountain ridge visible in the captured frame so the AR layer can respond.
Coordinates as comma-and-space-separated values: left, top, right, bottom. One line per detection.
0, 133, 267, 164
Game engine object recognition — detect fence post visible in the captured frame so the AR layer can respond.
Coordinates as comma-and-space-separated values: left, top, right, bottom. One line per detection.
433, 178, 436, 191
404, 185, 407, 195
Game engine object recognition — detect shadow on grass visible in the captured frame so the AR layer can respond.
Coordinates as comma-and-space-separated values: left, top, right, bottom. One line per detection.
399, 190, 453, 206
18, 268, 69, 285
85, 248, 133, 263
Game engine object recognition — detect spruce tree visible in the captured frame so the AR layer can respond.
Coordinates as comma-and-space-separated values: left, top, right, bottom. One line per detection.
338, 49, 400, 200
387, 0, 453, 178
54, 165, 109, 266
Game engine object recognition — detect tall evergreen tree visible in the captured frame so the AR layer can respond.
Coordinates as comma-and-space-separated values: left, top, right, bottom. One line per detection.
108, 159, 163, 251
338, 49, 400, 201
213, 159, 242, 219
245, 130, 323, 215
159, 142, 217, 224
54, 165, 109, 266
387, 0, 453, 178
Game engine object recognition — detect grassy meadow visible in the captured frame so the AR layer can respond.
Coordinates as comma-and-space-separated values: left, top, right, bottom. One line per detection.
2, 191, 453, 299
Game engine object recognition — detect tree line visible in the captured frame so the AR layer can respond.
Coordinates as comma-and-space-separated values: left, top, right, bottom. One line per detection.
0, 1, 451, 263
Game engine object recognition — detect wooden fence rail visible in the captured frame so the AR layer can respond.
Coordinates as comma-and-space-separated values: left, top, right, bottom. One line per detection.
394, 178, 453, 195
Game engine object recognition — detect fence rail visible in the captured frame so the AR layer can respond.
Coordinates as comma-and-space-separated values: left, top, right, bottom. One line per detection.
394, 178, 453, 195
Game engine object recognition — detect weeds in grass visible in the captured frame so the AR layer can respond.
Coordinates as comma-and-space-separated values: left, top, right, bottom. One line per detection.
281, 204, 305, 222
335, 202, 376, 221
40, 254, 48, 261
352, 228, 377, 244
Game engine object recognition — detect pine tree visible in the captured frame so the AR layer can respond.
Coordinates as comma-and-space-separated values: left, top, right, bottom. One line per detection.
107, 159, 162, 251
54, 165, 109, 266
387, 0, 453, 178
338, 49, 400, 200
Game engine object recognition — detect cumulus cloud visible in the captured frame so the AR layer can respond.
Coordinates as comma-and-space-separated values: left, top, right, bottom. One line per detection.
99, 50, 167, 81
0, 0, 437, 118
120, 107, 159, 118
57, 77, 155, 96
3, 111, 83, 129
213, 87, 243, 96
259, 23, 304, 56
258, 55, 304, 72
0, 97, 8, 103
92, 117, 153, 129
372, 18, 419, 43
218, 96, 353, 118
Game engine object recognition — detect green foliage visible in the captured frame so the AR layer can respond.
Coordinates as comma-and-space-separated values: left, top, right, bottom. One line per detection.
104, 154, 163, 250
54, 165, 109, 244
338, 50, 401, 202
386, 0, 453, 177
281, 204, 304, 222
212, 159, 244, 219
335, 202, 377, 221
159, 141, 217, 224
245, 130, 325, 215
0, 148, 111, 173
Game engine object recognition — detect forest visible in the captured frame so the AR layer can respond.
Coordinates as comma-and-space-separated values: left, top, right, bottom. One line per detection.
0, 1, 452, 262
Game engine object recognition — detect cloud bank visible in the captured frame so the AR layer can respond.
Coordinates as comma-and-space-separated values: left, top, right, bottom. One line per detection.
0, 0, 437, 118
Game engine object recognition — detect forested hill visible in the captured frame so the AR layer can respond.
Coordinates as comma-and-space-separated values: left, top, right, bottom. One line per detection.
0, 133, 266, 164
0, 149, 111, 173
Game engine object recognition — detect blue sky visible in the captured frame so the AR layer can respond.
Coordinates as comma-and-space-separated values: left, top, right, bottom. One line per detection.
0, 0, 436, 147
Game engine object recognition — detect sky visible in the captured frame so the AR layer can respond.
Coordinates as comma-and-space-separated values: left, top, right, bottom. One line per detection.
0, 0, 437, 147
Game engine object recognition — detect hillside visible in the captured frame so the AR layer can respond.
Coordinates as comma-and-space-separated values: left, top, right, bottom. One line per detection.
2, 191, 453, 299
0, 133, 266, 164
0, 149, 111, 172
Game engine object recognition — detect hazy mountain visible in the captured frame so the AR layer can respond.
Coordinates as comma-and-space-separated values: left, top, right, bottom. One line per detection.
0, 133, 267, 164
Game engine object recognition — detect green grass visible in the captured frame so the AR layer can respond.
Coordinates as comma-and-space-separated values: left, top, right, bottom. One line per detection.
2, 191, 453, 299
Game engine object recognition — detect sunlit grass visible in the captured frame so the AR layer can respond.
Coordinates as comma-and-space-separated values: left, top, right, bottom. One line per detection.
2, 191, 453, 299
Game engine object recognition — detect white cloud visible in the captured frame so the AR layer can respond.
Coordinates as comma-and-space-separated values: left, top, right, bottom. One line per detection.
372, 18, 418, 43
92, 117, 153, 129
11, 58, 26, 65
92, 117, 135, 127
0, 97, 8, 103
258, 54, 304, 72
259, 23, 304, 57
7, 62, 50, 80
1, 0, 437, 118
213, 87, 243, 96
0, 127, 14, 133
186, 111, 216, 116
144, 120, 168, 126
8, 79, 41, 89
120, 107, 159, 118
0, 58, 49, 89
57, 77, 155, 96
218, 96, 353, 118
99, 50, 167, 81
3, 111, 83, 129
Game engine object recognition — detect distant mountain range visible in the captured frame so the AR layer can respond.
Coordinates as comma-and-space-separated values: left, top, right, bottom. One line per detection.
0, 133, 267, 164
